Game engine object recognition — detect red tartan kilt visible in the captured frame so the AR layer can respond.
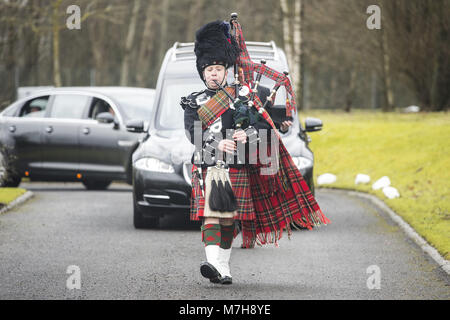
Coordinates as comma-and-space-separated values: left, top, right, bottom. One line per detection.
247, 164, 309, 232
190, 166, 256, 221
246, 144, 329, 234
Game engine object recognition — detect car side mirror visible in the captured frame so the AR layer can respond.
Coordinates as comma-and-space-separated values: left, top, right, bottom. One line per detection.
304, 117, 323, 132
126, 119, 145, 133
96, 112, 115, 124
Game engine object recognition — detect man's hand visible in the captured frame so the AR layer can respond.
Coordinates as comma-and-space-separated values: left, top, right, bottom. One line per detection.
217, 130, 247, 155
280, 120, 293, 132
218, 139, 237, 154
232, 129, 247, 144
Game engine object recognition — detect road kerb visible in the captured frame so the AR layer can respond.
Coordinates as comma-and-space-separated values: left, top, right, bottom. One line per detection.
0, 191, 34, 215
319, 188, 449, 275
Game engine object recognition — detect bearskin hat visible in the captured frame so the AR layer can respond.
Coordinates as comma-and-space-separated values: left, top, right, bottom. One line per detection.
194, 20, 240, 80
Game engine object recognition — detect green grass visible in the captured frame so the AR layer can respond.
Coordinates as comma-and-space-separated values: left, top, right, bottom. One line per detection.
0, 187, 27, 208
302, 109, 450, 259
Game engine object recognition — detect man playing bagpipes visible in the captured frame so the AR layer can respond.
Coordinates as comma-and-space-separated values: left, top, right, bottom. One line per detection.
181, 14, 330, 285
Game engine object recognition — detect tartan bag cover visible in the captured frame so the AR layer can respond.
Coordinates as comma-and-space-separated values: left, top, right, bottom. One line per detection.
231, 19, 297, 118
230, 18, 329, 246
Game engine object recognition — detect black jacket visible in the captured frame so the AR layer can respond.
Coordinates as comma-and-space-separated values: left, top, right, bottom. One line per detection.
181, 85, 280, 168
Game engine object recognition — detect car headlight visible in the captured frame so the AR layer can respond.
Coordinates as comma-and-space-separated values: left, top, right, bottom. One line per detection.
134, 157, 175, 173
292, 156, 312, 170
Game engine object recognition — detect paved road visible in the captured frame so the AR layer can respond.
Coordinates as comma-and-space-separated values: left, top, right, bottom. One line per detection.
0, 182, 448, 300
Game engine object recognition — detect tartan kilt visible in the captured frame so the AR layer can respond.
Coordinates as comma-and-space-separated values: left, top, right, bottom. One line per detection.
189, 140, 330, 247
242, 141, 330, 246
190, 165, 256, 221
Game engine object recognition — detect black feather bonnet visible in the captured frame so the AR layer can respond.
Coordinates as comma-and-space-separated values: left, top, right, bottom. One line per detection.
194, 20, 240, 80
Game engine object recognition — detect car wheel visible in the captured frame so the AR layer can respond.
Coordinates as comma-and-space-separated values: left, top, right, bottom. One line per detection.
0, 151, 21, 187
133, 199, 159, 229
0, 173, 21, 188
82, 180, 112, 190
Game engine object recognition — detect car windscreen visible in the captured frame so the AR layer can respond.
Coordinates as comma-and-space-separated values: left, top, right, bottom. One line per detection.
156, 78, 205, 130
109, 92, 155, 120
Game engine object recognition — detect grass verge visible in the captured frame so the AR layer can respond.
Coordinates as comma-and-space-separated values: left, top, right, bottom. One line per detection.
302, 109, 450, 260
0, 187, 27, 211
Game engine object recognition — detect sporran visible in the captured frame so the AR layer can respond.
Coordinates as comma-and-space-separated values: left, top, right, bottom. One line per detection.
203, 161, 237, 218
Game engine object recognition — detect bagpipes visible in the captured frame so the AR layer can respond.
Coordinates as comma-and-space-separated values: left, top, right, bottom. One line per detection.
200, 13, 298, 217
229, 13, 297, 121
214, 13, 296, 136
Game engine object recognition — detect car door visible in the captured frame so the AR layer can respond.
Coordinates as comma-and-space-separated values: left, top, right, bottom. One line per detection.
2, 95, 50, 176
40, 93, 90, 178
77, 96, 126, 180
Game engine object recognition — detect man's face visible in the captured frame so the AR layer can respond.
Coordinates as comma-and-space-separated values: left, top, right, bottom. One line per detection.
203, 64, 227, 89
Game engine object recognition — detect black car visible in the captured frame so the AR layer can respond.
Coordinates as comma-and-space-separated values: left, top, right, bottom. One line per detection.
0, 86, 155, 189
128, 41, 323, 228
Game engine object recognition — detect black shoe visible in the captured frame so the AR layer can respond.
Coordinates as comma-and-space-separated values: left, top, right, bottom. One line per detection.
220, 276, 232, 285
200, 262, 220, 280
209, 277, 221, 283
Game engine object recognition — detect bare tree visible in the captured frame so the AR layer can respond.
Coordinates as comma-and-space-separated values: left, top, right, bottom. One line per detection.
158, 0, 170, 67
0, 0, 448, 112
280, 0, 293, 72
135, 0, 158, 87
280, 0, 304, 109
185, 0, 206, 42
292, 0, 303, 109
120, 0, 142, 86
381, 0, 450, 111
0, 0, 126, 87
380, 27, 394, 111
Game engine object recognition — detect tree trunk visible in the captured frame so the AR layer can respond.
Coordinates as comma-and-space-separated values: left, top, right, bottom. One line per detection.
303, 68, 310, 110
292, 0, 303, 110
52, 0, 62, 87
345, 68, 357, 112
91, 40, 104, 85
370, 70, 378, 109
431, 50, 450, 111
87, 2, 106, 86
157, 0, 170, 69
381, 28, 394, 111
280, 0, 293, 69
136, 0, 158, 87
330, 73, 337, 110
1, 24, 17, 107
186, 0, 205, 42
430, 0, 450, 111
120, 0, 142, 86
